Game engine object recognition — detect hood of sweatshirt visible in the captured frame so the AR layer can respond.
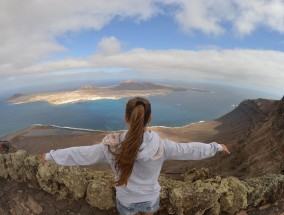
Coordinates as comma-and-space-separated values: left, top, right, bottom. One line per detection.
102, 130, 163, 161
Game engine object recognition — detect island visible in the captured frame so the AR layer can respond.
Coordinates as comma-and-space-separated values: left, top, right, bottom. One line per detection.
9, 81, 210, 105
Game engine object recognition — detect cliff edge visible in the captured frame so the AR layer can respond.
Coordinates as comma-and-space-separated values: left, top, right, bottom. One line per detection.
1, 150, 284, 215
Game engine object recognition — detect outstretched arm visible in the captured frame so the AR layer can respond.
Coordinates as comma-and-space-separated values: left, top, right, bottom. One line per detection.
163, 139, 230, 161
42, 143, 107, 166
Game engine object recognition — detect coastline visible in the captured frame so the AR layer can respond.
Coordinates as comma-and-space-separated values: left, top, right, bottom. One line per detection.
32, 124, 127, 133
5, 119, 220, 150
0, 121, 206, 139
3, 119, 222, 173
30, 121, 206, 133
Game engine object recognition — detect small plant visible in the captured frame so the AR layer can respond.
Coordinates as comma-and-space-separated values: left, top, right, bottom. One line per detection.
0, 140, 10, 152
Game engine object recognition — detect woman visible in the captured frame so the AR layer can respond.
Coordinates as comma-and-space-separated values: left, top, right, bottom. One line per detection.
42, 97, 230, 215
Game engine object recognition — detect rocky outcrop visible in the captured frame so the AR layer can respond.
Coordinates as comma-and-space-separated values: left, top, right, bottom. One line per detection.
1, 150, 284, 215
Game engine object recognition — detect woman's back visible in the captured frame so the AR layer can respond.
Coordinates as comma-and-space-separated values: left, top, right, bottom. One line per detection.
103, 130, 163, 204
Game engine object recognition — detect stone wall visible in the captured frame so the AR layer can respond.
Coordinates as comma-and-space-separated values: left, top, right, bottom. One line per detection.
1, 150, 284, 215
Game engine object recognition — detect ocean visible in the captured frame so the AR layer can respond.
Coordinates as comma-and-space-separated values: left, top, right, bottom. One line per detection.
0, 83, 280, 137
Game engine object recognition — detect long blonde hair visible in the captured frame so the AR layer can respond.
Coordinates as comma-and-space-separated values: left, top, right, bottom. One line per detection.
113, 97, 151, 186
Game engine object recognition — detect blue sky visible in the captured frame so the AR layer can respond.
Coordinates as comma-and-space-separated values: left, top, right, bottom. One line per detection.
56, 15, 284, 59
1, 0, 284, 96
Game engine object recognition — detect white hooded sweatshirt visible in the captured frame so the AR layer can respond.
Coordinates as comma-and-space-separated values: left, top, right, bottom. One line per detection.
45, 130, 223, 204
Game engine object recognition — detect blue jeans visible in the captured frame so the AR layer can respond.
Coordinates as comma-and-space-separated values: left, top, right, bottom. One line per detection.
116, 197, 160, 215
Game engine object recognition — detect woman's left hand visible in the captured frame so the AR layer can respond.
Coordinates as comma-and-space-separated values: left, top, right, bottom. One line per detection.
220, 144, 230, 154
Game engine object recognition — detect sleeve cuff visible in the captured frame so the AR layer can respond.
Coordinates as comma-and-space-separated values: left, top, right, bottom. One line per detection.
216, 143, 223, 152
45, 153, 53, 161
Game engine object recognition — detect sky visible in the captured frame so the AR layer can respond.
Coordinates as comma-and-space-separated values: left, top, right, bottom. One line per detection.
1, 0, 284, 97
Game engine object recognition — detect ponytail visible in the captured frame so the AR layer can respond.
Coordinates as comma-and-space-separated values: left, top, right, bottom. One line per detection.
113, 97, 151, 186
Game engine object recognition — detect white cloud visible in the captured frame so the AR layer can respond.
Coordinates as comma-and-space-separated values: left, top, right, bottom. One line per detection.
0, 0, 159, 74
158, 0, 284, 36
97, 36, 122, 55
233, 0, 284, 36
160, 0, 233, 36
1, 0, 284, 94
14, 45, 284, 92
1, 0, 283, 74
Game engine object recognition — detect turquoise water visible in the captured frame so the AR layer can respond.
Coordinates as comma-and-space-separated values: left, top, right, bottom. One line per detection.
0, 84, 280, 136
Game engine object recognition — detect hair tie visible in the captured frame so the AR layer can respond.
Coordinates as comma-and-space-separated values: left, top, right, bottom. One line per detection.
135, 101, 146, 108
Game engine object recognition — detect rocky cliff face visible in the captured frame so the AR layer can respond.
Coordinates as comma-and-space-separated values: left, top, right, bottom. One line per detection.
224, 96, 284, 177
1, 150, 284, 215
178, 97, 284, 179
